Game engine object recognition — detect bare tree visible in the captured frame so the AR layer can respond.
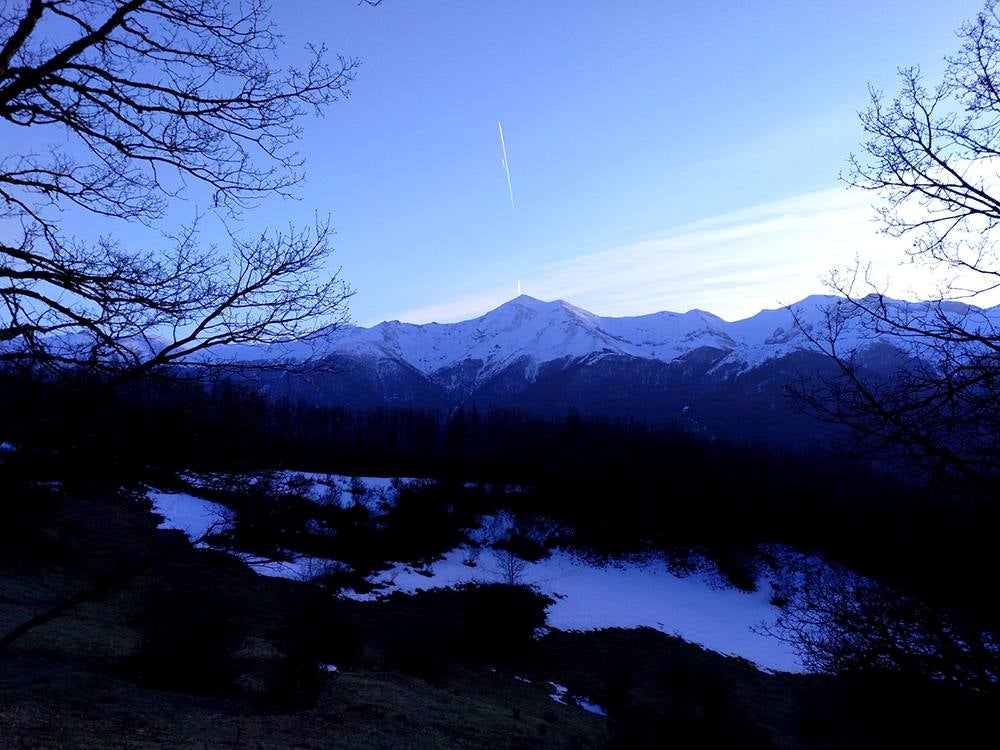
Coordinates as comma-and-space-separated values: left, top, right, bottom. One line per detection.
493, 547, 527, 586
796, 1, 1000, 494
0, 0, 367, 377
777, 5, 1000, 685
760, 556, 999, 691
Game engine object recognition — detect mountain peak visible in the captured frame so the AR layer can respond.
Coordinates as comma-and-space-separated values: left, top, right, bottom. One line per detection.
484, 294, 577, 319
500, 294, 593, 318
505, 294, 557, 311
512, 293, 545, 304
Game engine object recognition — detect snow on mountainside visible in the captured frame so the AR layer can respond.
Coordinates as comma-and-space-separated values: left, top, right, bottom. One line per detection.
312, 293, 999, 380
208, 293, 1000, 443
212, 293, 1000, 407
320, 294, 748, 379
326, 295, 643, 378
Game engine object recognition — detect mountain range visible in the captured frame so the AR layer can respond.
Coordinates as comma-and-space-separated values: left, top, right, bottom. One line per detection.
232, 294, 997, 447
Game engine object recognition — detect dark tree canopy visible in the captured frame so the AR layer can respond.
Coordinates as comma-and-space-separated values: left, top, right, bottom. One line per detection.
799, 1, 1000, 495
0, 0, 361, 376
763, 556, 999, 691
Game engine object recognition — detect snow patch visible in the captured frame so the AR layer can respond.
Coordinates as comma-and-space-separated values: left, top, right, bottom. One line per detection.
344, 547, 802, 673
575, 696, 608, 717
147, 481, 805, 672
181, 470, 412, 512
148, 489, 230, 540
548, 681, 569, 705
237, 553, 349, 582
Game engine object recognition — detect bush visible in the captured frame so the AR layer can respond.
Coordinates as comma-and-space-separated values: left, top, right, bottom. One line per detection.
380, 584, 552, 679
460, 583, 552, 662
242, 644, 327, 714
255, 592, 362, 711
131, 580, 244, 695
764, 557, 1000, 691
383, 617, 455, 681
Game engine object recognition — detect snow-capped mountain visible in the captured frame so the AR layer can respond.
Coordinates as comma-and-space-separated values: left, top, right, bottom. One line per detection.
324, 295, 736, 380
314, 292, 985, 382
237, 294, 999, 446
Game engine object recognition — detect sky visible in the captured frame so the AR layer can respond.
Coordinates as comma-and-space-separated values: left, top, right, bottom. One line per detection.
9, 0, 989, 326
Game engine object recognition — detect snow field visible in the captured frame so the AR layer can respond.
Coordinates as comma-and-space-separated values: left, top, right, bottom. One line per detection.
149, 479, 803, 673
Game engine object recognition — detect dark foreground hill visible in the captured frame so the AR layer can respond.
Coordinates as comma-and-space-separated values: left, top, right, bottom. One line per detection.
1, 484, 994, 749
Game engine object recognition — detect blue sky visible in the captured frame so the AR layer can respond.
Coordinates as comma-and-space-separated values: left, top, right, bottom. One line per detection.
281, 0, 985, 325
12, 1, 988, 325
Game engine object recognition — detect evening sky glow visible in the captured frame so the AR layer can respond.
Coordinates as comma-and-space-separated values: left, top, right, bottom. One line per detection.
12, 1, 986, 325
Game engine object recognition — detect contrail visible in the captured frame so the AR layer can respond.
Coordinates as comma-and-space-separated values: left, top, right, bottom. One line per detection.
498, 120, 516, 216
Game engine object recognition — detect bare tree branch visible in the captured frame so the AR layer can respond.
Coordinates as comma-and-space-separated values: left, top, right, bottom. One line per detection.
759, 555, 999, 690
0, 0, 366, 378
795, 2, 1000, 495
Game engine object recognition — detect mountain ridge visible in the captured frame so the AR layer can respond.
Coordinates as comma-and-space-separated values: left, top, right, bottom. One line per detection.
315, 293, 995, 382
228, 293, 999, 446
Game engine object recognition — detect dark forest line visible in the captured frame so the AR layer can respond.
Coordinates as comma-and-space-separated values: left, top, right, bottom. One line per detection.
0, 371, 996, 631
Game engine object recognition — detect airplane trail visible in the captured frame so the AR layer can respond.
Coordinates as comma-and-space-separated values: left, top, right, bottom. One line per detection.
498, 120, 516, 216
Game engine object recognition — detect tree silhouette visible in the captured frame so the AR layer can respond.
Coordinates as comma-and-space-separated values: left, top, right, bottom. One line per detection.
0, 0, 366, 377
760, 556, 999, 691
779, 1, 1000, 688
797, 1, 1000, 495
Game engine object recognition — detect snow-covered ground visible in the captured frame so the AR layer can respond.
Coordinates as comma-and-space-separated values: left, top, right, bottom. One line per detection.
230, 552, 348, 580
148, 474, 406, 576
147, 479, 803, 673
546, 680, 607, 716
147, 489, 231, 540
345, 546, 801, 673
180, 470, 408, 511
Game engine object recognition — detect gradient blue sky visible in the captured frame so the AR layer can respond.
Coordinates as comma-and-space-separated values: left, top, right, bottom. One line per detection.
19, 1, 990, 325
290, 0, 989, 325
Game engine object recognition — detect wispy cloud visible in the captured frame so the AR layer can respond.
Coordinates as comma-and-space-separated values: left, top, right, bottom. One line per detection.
386, 185, 975, 324
383, 289, 515, 325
